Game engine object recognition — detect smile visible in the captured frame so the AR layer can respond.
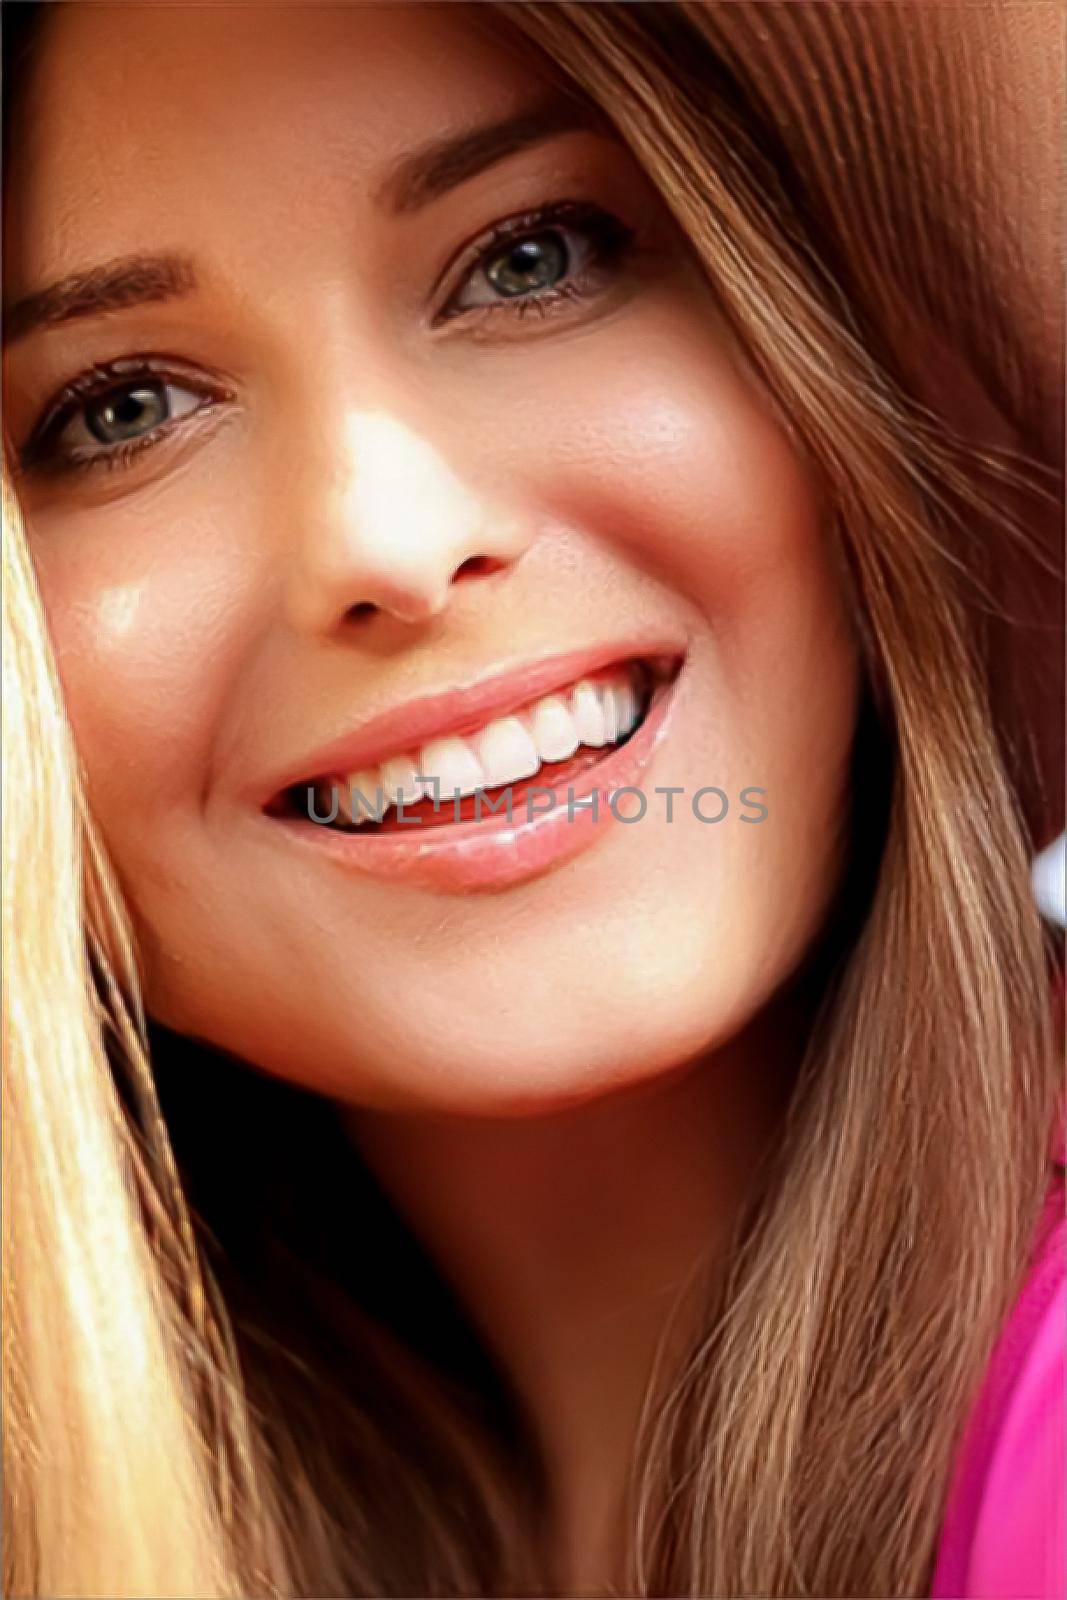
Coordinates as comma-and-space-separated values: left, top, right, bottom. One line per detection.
263, 646, 687, 893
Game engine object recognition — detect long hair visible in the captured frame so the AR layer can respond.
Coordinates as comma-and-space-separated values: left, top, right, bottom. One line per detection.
3, 5, 1061, 1595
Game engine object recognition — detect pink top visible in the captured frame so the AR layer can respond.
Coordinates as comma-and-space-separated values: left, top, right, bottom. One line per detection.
930, 1135, 1065, 1599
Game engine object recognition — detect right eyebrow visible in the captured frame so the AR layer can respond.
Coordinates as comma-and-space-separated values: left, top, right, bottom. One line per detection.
2, 254, 197, 345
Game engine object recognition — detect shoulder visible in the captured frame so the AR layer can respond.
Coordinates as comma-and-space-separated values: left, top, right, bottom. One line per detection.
931, 1177, 1065, 1599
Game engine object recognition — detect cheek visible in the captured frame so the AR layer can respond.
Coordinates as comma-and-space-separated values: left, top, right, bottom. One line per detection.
484, 302, 863, 965
28, 473, 261, 893
478, 298, 858, 764
476, 295, 838, 623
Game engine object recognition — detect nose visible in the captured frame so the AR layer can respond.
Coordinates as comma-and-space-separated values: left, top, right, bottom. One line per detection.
284, 410, 532, 635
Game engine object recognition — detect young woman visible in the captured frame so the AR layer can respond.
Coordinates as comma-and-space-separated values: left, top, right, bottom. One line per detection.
3, 4, 1063, 1595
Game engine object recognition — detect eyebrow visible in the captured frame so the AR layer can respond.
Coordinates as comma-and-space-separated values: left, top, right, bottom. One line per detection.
3, 254, 196, 346
3, 97, 609, 344
380, 94, 610, 215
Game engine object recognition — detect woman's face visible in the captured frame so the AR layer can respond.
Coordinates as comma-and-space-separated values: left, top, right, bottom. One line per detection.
4, 2, 859, 1113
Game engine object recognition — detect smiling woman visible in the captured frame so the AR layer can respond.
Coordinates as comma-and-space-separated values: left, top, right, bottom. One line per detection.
1, 4, 1063, 1598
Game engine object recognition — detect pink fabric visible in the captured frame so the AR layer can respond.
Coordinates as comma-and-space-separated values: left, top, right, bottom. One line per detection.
931, 1151, 1066, 1599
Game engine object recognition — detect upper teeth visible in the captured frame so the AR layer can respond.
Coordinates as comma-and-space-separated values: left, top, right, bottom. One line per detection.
310, 665, 648, 825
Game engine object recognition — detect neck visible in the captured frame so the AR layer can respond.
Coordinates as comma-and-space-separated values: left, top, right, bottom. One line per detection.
346, 1006, 798, 1593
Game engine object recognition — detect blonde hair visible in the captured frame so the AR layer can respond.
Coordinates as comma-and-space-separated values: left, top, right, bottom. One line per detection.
3, 5, 1061, 1596
2, 476, 253, 1598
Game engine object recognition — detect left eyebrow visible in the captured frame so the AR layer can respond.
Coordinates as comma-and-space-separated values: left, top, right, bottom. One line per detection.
379, 95, 613, 215
3, 254, 197, 346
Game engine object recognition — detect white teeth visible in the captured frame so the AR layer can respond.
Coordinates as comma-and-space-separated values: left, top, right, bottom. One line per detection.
529, 694, 580, 763
310, 663, 654, 825
614, 681, 638, 739
601, 686, 619, 744
417, 736, 485, 801
473, 715, 541, 788
378, 754, 422, 808
570, 679, 608, 748
345, 769, 385, 825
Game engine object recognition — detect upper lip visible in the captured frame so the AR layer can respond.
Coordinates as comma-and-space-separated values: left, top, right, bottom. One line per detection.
262, 637, 686, 805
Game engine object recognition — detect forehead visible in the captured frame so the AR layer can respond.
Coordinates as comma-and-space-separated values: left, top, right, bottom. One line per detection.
6, 2, 547, 288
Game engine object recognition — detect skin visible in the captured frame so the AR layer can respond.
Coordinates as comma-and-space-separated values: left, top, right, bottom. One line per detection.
3, 3, 860, 1587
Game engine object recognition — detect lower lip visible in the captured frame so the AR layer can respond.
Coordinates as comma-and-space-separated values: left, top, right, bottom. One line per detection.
267, 665, 683, 894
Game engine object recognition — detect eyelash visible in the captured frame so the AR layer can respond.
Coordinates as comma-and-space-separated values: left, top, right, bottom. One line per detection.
17, 199, 638, 482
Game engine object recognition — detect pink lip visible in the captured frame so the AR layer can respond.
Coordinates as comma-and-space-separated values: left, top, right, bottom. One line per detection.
262, 637, 686, 802
266, 660, 685, 893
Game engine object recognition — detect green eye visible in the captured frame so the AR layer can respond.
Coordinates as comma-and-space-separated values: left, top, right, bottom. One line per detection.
85, 380, 171, 444
19, 366, 216, 479
484, 233, 569, 299
441, 202, 636, 321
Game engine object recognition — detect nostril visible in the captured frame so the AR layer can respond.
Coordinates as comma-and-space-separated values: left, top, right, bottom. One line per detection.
454, 554, 505, 581
340, 556, 502, 628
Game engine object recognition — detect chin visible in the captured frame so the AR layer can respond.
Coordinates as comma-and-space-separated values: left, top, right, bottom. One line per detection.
316, 905, 789, 1118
